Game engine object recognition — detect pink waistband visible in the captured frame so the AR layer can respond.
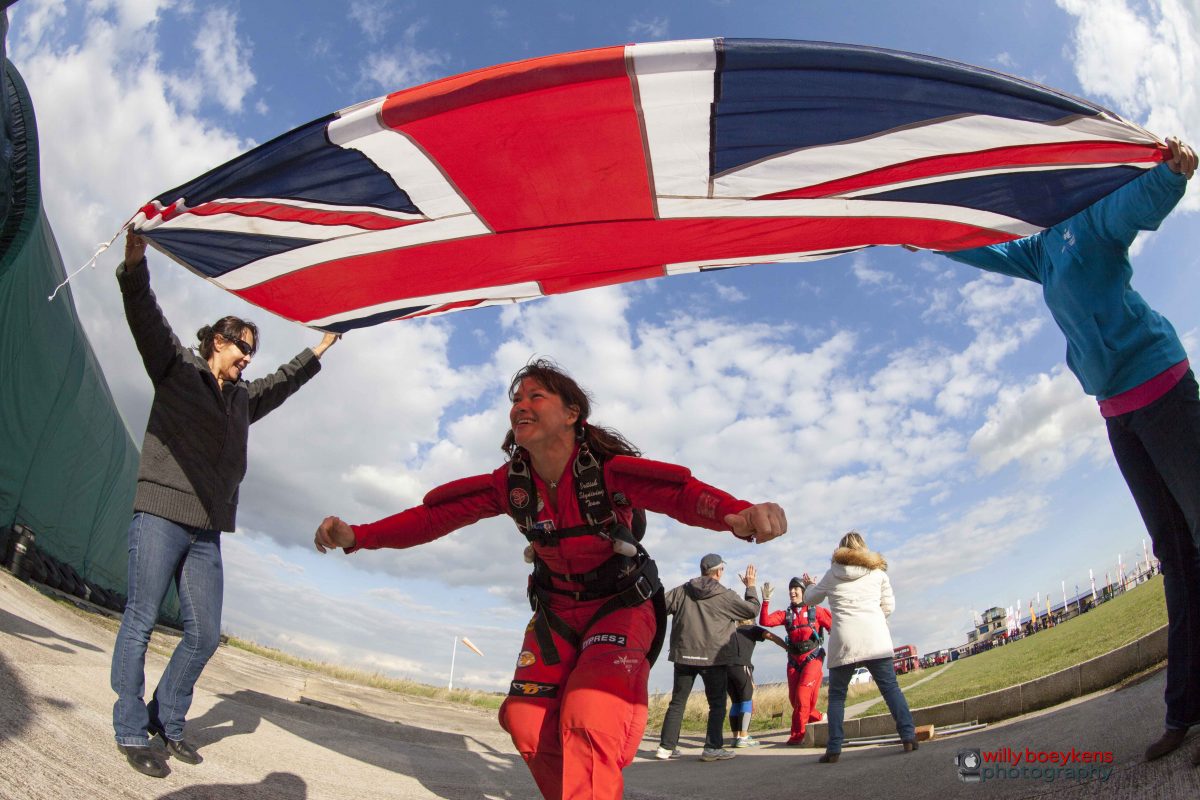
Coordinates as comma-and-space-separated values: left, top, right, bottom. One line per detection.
1099, 359, 1190, 418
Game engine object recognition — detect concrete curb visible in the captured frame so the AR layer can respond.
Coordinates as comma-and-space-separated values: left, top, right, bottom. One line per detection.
803, 624, 1168, 747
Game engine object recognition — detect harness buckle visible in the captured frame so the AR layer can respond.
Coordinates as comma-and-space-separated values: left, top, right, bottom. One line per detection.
634, 575, 654, 602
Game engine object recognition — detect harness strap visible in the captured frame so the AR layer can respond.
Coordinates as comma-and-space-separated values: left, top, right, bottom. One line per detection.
527, 545, 662, 665
521, 524, 595, 547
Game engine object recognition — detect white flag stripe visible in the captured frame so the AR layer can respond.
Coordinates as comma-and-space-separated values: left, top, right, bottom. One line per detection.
836, 160, 1155, 198
156, 212, 390, 241
630, 39, 716, 200
713, 113, 1159, 199
656, 197, 1043, 237
664, 247, 864, 275
304, 280, 544, 327
328, 100, 477, 221
217, 214, 491, 291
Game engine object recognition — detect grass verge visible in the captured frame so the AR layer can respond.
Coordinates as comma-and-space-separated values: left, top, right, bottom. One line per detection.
858, 575, 1166, 717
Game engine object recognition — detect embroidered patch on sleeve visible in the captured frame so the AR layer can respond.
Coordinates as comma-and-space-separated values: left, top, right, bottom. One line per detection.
696, 491, 719, 519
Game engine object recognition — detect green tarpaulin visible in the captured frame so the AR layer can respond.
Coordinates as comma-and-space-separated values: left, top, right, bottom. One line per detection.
0, 56, 141, 600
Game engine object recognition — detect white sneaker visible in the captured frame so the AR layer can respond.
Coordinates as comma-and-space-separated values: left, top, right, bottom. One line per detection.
654, 746, 681, 760
700, 747, 736, 761
733, 736, 760, 748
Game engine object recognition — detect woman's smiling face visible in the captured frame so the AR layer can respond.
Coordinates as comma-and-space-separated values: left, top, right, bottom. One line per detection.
509, 377, 579, 454
211, 330, 255, 383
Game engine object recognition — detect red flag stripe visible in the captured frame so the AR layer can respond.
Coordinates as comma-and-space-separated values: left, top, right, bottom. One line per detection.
233, 216, 1017, 322
185, 200, 425, 231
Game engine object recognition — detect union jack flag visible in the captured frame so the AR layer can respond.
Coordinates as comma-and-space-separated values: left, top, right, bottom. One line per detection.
132, 39, 1163, 332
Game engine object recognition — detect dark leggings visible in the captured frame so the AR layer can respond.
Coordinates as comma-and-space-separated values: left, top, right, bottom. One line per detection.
727, 664, 754, 733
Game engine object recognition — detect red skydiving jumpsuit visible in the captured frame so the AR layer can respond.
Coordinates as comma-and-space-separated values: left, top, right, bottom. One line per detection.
349, 446, 751, 800
760, 600, 832, 744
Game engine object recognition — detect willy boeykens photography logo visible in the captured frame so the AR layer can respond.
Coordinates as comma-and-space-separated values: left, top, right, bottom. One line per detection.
956, 749, 983, 783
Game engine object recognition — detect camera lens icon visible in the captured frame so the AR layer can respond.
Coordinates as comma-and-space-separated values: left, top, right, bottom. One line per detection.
955, 749, 982, 783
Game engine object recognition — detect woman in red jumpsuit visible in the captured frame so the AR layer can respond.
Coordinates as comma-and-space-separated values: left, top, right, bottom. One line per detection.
314, 360, 786, 800
759, 577, 832, 745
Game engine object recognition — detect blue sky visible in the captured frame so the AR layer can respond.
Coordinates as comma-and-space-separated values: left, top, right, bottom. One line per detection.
8, 0, 1198, 692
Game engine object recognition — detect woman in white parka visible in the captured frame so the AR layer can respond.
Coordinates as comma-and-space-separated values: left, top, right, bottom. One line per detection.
801, 531, 917, 762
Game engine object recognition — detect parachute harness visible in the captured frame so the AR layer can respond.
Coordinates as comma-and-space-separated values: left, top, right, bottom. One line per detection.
784, 604, 825, 669
507, 443, 665, 666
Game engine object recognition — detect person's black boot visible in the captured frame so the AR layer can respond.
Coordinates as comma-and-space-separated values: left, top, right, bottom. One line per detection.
117, 745, 169, 778
1145, 728, 1187, 761
162, 737, 203, 765
149, 718, 203, 765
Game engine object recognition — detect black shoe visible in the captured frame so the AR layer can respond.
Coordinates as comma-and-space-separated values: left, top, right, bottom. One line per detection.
149, 720, 203, 765
162, 737, 203, 765
117, 745, 169, 778
1146, 728, 1187, 761
903, 739, 919, 752
818, 751, 839, 763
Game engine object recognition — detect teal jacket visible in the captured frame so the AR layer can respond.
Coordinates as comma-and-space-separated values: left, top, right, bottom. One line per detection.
944, 163, 1188, 400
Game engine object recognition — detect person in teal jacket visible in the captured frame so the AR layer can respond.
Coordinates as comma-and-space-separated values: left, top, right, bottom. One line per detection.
915, 137, 1197, 763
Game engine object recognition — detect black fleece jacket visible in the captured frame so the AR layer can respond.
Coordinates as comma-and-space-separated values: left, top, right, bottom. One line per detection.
118, 257, 321, 531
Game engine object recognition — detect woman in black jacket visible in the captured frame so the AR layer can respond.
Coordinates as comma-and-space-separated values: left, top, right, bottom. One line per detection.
110, 232, 337, 778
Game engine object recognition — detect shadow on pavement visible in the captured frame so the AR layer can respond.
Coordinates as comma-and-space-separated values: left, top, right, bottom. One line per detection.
0, 604, 104, 654
197, 689, 527, 799
154, 771, 307, 800
0, 652, 31, 742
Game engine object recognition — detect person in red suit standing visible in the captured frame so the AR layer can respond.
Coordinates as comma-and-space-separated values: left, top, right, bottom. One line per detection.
760, 576, 831, 745
314, 359, 786, 800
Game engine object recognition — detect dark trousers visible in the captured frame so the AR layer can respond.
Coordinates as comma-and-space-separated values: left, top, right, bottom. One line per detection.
1107, 371, 1200, 729
659, 663, 728, 750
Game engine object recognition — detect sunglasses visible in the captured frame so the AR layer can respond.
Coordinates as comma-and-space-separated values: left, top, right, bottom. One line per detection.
221, 333, 255, 356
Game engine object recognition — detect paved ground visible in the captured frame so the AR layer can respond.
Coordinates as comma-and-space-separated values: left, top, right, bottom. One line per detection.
2, 569, 1198, 799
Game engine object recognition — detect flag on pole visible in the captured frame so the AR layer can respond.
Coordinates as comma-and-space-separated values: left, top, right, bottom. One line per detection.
461, 637, 485, 657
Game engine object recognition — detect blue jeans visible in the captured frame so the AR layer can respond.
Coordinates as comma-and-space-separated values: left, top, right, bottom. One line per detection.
110, 512, 223, 746
659, 664, 729, 750
1107, 371, 1200, 730
826, 657, 914, 754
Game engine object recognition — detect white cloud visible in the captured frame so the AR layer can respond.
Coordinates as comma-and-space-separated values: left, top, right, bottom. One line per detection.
713, 283, 747, 303
358, 21, 448, 93
489, 5, 510, 28
628, 16, 669, 39
192, 8, 255, 113
1058, 0, 1200, 209
969, 366, 1109, 478
349, 0, 394, 43
850, 254, 894, 288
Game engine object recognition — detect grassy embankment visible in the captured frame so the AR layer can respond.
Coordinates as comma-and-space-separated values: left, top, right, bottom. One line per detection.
857, 575, 1166, 717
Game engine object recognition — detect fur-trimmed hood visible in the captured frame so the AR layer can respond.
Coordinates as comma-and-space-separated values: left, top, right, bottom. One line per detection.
831, 546, 888, 575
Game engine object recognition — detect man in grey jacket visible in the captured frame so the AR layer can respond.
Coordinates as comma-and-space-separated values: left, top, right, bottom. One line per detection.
656, 554, 760, 761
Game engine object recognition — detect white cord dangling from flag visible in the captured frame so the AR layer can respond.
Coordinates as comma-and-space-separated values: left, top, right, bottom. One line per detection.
47, 225, 127, 302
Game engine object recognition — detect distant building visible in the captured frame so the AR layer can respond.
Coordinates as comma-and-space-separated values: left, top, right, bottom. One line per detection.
966, 606, 1010, 647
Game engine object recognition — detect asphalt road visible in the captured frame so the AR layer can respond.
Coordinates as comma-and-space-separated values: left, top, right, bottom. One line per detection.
2, 569, 1197, 800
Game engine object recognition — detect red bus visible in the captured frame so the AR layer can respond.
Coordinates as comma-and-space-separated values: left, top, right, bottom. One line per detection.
893, 644, 919, 674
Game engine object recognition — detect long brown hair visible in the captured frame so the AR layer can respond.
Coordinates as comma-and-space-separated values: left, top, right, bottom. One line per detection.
501, 359, 640, 460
